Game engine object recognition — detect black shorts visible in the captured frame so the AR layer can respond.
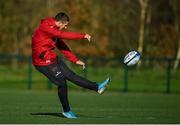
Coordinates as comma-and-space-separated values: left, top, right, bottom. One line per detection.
35, 58, 72, 86
35, 58, 98, 91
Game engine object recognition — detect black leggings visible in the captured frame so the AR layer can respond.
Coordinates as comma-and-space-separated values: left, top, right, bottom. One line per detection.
35, 58, 98, 112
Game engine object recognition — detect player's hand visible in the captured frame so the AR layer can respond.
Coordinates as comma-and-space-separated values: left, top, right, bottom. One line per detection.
84, 34, 91, 42
76, 60, 86, 69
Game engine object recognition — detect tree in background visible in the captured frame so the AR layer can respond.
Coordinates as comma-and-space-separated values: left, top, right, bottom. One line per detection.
137, 0, 149, 67
0, 0, 179, 69
138, 0, 148, 57
169, 0, 180, 69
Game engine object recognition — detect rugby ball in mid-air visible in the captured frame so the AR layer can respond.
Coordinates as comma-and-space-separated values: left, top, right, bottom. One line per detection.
124, 51, 141, 66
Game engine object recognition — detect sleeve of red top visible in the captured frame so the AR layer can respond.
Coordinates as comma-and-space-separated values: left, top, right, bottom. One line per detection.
39, 21, 85, 40
56, 40, 78, 63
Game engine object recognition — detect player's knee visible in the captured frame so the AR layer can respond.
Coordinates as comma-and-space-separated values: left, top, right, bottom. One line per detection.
58, 80, 67, 88
66, 71, 76, 78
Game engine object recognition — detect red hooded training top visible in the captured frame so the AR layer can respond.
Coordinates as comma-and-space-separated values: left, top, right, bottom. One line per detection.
32, 17, 85, 66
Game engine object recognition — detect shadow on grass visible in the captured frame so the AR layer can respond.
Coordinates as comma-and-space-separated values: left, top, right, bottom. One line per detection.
31, 112, 64, 118
30, 112, 105, 119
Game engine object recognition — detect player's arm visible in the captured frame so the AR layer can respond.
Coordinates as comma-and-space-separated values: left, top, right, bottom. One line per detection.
56, 39, 85, 68
39, 20, 89, 40
56, 39, 78, 63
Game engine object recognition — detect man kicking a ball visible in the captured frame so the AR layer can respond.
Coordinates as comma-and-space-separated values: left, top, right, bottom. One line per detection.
32, 12, 110, 119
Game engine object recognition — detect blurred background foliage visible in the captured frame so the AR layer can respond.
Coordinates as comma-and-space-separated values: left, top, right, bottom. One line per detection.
0, 0, 179, 93
0, 0, 180, 62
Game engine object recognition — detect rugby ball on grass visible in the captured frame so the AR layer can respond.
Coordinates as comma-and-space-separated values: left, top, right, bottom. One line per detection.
124, 51, 141, 66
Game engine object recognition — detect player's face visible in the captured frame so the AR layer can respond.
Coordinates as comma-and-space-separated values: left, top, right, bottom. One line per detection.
58, 21, 69, 30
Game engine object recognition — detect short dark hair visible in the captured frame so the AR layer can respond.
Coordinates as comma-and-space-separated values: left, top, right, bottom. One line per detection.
55, 12, 70, 22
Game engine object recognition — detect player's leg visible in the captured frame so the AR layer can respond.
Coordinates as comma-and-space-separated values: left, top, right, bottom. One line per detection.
47, 64, 78, 118
57, 80, 77, 118
35, 64, 77, 118
57, 80, 70, 112
35, 63, 79, 118
57, 58, 110, 94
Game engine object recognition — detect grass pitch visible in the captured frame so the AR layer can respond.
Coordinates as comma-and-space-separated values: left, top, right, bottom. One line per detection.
0, 89, 180, 124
